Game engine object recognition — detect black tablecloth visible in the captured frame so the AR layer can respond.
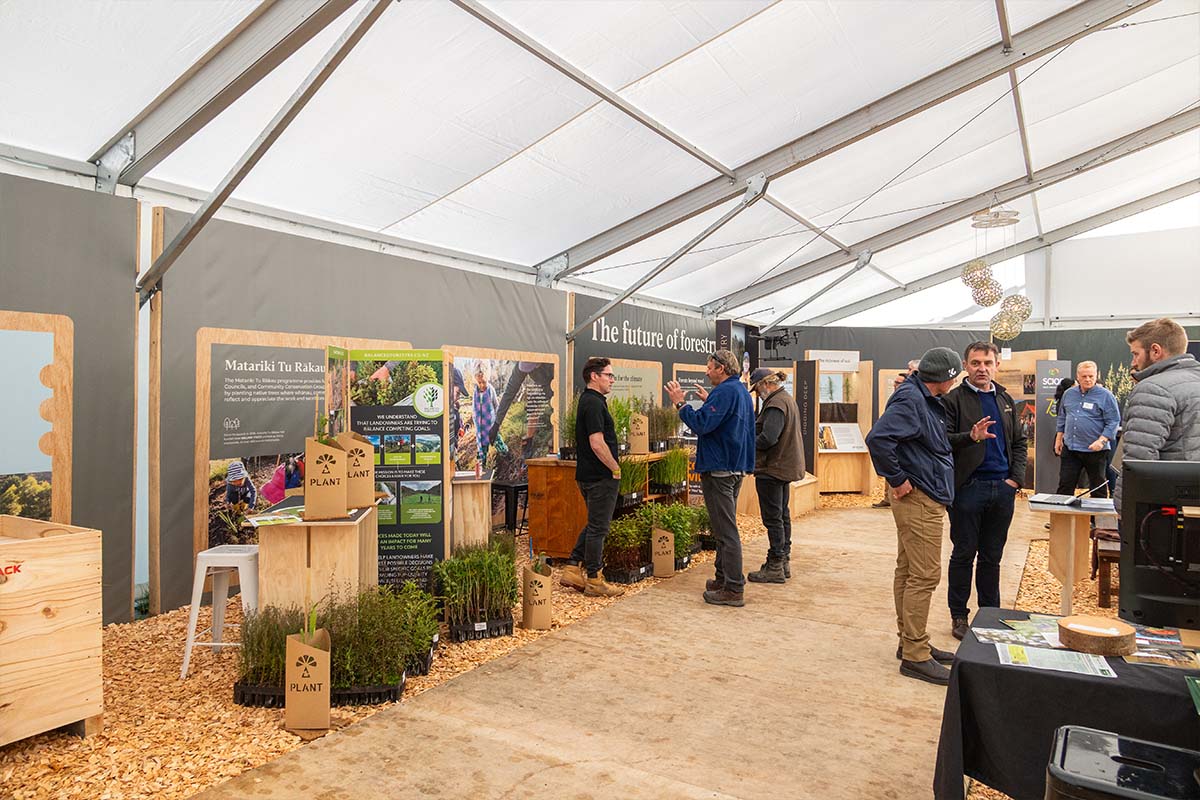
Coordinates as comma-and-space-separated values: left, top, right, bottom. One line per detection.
933, 607, 1200, 800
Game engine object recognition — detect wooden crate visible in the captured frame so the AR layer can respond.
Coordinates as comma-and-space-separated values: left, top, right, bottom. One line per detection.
0, 515, 103, 747
257, 505, 378, 609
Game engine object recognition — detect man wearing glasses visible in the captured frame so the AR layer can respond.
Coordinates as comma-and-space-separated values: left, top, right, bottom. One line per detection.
561, 357, 625, 597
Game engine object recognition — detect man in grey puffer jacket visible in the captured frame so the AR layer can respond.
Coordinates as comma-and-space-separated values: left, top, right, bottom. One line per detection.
1115, 317, 1200, 513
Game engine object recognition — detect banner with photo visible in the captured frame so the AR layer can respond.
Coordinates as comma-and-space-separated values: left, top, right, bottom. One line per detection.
0, 329, 55, 520
350, 350, 446, 589
448, 350, 557, 523
206, 343, 325, 549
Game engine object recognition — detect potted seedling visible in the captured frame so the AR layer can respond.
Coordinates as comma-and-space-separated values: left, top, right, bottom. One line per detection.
617, 456, 647, 508
234, 584, 433, 709
608, 395, 632, 455
649, 447, 689, 496
601, 515, 652, 584
434, 539, 519, 642
558, 393, 579, 460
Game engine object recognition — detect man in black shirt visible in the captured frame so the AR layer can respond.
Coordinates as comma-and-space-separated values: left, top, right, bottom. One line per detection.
561, 357, 625, 597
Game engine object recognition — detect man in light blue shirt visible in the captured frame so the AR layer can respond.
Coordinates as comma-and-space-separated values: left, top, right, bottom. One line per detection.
1054, 360, 1120, 497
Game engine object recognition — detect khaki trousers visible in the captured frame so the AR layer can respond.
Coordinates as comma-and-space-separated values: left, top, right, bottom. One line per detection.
890, 486, 946, 662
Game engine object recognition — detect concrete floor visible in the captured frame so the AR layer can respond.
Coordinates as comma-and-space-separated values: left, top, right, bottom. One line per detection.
194, 502, 1043, 800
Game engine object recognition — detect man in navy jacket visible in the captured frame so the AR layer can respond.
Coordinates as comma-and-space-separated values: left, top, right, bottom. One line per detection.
866, 347, 959, 686
666, 349, 756, 607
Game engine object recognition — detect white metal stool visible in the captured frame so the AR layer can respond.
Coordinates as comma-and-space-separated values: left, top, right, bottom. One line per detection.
181, 544, 259, 679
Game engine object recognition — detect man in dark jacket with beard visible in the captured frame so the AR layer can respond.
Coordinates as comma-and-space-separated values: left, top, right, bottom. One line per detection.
942, 342, 1027, 641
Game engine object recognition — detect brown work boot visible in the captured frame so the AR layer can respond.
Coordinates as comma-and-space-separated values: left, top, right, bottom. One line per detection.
706, 578, 723, 591
560, 563, 586, 592
747, 558, 786, 584
584, 575, 625, 597
703, 588, 745, 607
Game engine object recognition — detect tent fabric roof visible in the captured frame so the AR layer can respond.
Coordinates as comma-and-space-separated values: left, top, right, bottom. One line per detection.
1, 0, 1196, 327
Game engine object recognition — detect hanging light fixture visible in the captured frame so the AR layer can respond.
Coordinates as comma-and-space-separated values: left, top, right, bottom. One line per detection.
1001, 294, 1033, 321
961, 258, 992, 288
972, 277, 1003, 307
972, 195, 1021, 229
990, 310, 1022, 341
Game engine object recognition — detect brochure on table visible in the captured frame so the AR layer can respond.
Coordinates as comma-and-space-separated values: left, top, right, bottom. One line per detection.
347, 349, 446, 589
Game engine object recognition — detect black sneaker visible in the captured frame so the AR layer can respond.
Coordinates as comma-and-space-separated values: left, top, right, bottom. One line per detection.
952, 618, 969, 641
899, 658, 951, 686
896, 644, 955, 665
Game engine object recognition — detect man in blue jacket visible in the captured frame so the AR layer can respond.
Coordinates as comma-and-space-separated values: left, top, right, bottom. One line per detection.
666, 349, 756, 607
866, 347, 960, 686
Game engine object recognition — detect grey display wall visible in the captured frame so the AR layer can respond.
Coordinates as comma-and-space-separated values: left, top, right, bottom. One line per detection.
0, 174, 137, 623
156, 209, 568, 612
572, 294, 716, 402
764, 323, 1200, 423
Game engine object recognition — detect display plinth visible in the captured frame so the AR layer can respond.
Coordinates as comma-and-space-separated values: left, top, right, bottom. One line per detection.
737, 473, 819, 516
257, 505, 378, 609
817, 451, 873, 494
0, 516, 103, 748
451, 472, 492, 550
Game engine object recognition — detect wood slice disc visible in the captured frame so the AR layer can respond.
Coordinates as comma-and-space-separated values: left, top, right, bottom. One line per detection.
1058, 615, 1136, 656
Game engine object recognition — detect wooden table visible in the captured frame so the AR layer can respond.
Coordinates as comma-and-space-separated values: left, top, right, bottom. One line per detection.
451, 471, 492, 550
257, 504, 378, 609
1028, 499, 1118, 615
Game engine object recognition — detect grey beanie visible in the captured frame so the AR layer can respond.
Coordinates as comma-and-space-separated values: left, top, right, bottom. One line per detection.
917, 347, 962, 383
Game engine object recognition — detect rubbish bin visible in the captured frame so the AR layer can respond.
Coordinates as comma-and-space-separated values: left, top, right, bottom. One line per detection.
1045, 726, 1200, 800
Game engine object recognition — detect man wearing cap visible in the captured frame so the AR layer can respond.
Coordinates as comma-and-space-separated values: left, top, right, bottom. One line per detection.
942, 341, 1026, 641
866, 347, 959, 686
873, 359, 922, 509
746, 368, 805, 584
665, 349, 756, 607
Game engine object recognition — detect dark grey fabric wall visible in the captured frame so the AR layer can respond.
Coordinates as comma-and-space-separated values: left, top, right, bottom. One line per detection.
764, 323, 1200, 423
158, 210, 568, 611
0, 174, 137, 623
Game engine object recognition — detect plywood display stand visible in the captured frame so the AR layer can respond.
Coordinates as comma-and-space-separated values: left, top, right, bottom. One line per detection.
450, 472, 491, 550
0, 516, 103, 747
808, 353, 873, 495
0, 311, 74, 524
256, 506, 378, 610
736, 473, 819, 519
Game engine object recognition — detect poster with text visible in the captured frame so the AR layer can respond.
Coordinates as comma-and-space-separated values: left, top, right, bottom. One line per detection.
998, 366, 1037, 488
207, 343, 325, 548
1035, 360, 1071, 493
672, 364, 710, 438
326, 346, 348, 437
608, 358, 662, 405
0, 330, 54, 520
350, 350, 445, 589
451, 353, 556, 522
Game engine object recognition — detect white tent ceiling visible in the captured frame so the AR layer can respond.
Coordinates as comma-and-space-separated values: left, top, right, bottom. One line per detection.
1, 0, 1196, 328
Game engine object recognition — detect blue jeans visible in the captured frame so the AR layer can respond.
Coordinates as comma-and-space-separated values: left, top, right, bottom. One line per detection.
947, 478, 1016, 619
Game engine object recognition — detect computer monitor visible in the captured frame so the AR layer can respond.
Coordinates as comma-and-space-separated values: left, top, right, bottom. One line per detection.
1119, 460, 1200, 628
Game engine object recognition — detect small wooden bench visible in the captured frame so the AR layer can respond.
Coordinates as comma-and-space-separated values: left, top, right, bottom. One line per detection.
1090, 527, 1121, 609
